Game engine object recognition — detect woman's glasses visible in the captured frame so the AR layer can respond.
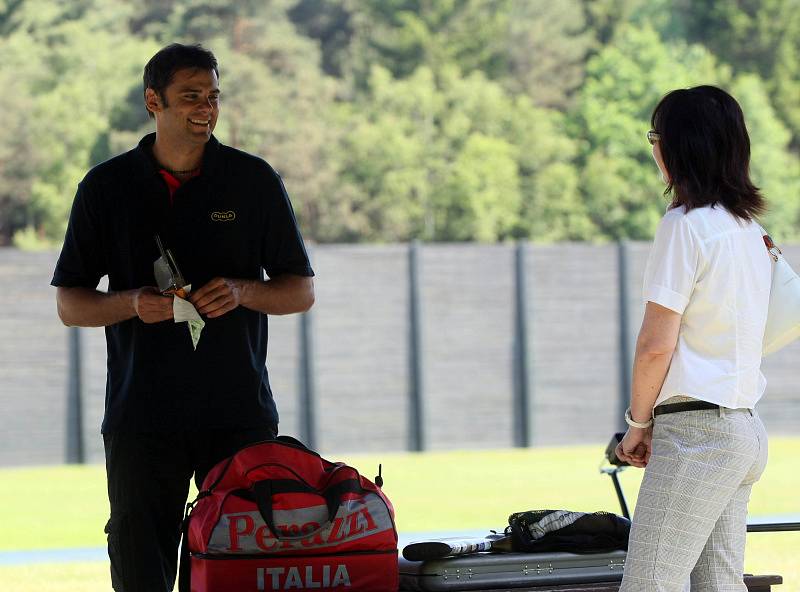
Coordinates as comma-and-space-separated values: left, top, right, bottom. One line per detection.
647, 130, 661, 145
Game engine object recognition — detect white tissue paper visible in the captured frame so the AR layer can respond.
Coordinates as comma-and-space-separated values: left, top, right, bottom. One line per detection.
172, 284, 205, 350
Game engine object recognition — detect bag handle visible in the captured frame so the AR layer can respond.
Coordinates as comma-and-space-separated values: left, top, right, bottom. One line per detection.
200, 435, 319, 497
763, 234, 782, 262
253, 478, 365, 542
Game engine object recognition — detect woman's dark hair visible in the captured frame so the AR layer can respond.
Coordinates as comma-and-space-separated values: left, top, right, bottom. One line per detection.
143, 43, 219, 118
650, 85, 765, 220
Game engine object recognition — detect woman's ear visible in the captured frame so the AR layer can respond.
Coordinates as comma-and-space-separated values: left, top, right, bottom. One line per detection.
652, 142, 671, 184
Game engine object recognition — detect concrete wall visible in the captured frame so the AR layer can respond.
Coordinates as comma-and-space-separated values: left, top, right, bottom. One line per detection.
1, 243, 798, 466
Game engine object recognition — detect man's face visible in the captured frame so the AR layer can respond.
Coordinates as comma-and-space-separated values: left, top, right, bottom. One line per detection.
147, 68, 220, 146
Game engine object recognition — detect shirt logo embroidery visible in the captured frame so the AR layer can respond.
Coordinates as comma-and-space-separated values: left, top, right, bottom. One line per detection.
211, 211, 236, 222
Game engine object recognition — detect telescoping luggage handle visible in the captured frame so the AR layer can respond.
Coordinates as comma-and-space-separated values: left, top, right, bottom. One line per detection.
253, 477, 367, 542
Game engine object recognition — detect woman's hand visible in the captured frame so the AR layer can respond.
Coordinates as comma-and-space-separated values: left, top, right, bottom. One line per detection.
615, 426, 653, 468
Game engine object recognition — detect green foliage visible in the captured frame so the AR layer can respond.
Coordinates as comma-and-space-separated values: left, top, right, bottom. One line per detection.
731, 75, 800, 241
333, 64, 584, 242
668, 0, 800, 145
573, 23, 732, 240
288, 0, 355, 76
504, 0, 593, 109
440, 133, 521, 242
0, 0, 797, 246
0, 42, 37, 242
11, 226, 51, 250
582, 0, 646, 46
0, 0, 156, 245
354, 0, 510, 80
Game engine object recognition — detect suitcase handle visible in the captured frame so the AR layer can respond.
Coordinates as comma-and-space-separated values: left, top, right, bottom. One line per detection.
253, 478, 365, 541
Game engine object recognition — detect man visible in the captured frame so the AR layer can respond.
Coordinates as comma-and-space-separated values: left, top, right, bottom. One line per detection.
51, 44, 314, 592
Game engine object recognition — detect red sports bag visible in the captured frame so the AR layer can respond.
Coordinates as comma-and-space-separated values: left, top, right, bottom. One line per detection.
180, 437, 398, 592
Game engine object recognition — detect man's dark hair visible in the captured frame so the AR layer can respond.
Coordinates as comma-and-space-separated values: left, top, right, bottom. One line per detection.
143, 43, 219, 118
651, 85, 765, 220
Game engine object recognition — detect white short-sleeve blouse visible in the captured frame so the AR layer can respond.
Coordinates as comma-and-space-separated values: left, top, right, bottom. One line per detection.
643, 204, 772, 409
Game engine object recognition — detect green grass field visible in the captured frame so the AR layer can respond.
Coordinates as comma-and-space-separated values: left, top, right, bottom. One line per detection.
1, 438, 798, 591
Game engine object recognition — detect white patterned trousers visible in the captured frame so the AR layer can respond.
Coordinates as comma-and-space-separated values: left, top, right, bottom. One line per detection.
619, 400, 768, 592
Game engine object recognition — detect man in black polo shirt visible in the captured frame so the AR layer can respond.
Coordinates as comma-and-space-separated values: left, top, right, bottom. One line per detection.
51, 44, 315, 592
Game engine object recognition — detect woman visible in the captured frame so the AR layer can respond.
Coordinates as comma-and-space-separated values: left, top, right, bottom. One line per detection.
616, 86, 771, 591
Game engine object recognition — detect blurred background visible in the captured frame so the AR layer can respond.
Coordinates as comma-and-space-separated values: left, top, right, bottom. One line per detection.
1, 0, 798, 459
0, 0, 798, 590
0, 0, 798, 250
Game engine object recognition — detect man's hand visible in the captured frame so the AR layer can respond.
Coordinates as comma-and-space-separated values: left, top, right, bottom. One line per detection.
190, 277, 242, 318
133, 287, 174, 323
615, 426, 653, 468
188, 275, 313, 317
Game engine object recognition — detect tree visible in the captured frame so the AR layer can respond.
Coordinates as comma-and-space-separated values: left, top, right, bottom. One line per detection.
298, 0, 594, 111
0, 56, 37, 245
668, 0, 800, 146
582, 0, 647, 46
288, 0, 361, 77
343, 0, 510, 81
572, 23, 729, 240
732, 75, 800, 241
503, 0, 593, 109
0, 0, 154, 246
1, 0, 796, 247
334, 64, 587, 242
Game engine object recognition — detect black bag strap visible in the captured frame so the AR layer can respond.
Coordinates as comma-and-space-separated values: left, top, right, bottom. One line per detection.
253, 478, 364, 541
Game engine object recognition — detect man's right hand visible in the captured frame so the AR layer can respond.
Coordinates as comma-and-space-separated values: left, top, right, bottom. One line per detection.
132, 287, 174, 323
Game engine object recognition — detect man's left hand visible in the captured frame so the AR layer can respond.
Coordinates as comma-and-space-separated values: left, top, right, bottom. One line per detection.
189, 277, 243, 318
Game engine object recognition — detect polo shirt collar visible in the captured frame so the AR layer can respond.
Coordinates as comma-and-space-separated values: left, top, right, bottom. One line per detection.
133, 132, 222, 178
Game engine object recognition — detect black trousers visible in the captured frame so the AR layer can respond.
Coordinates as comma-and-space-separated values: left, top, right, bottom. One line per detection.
103, 426, 277, 592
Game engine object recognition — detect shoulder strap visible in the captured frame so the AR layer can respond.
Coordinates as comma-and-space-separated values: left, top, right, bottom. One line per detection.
763, 233, 779, 251
763, 234, 782, 262
757, 221, 781, 261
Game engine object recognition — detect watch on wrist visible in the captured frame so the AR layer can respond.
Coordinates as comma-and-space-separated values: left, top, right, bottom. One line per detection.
625, 407, 653, 429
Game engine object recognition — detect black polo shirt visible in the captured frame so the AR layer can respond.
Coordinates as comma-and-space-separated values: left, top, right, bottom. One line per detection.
52, 133, 314, 433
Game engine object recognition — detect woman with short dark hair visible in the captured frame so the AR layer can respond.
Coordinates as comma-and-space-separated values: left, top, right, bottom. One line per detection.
616, 86, 771, 591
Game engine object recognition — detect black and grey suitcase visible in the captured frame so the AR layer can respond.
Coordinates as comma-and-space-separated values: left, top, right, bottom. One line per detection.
399, 550, 626, 591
